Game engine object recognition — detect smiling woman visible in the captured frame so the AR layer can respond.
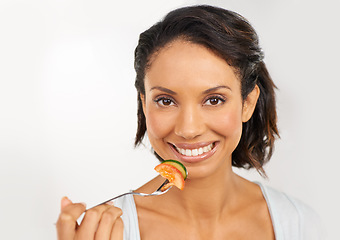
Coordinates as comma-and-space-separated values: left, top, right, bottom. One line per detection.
134, 7, 278, 177
56, 5, 323, 240
140, 40, 260, 180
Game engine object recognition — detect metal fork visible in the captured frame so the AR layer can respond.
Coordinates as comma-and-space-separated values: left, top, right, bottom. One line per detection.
86, 179, 170, 211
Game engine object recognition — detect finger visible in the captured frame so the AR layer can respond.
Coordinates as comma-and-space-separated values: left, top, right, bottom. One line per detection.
110, 217, 124, 240
95, 204, 123, 240
56, 198, 86, 240
61, 196, 72, 211
76, 204, 112, 240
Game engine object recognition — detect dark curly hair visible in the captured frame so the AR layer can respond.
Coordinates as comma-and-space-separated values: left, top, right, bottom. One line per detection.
134, 5, 279, 176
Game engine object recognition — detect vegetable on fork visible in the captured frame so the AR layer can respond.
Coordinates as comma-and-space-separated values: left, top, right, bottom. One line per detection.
154, 160, 187, 191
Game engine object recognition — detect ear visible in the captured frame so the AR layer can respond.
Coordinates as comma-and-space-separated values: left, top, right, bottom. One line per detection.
140, 93, 146, 114
242, 85, 260, 122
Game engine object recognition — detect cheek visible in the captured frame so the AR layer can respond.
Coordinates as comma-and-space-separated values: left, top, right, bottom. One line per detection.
145, 108, 174, 141
209, 108, 243, 141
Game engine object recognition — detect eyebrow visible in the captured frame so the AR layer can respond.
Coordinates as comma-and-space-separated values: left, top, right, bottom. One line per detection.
149, 85, 231, 95
203, 85, 231, 94
150, 86, 177, 95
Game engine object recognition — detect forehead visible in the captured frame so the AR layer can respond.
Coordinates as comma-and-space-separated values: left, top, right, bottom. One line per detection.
145, 40, 240, 90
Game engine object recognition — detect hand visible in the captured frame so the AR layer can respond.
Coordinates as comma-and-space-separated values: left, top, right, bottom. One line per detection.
56, 197, 123, 240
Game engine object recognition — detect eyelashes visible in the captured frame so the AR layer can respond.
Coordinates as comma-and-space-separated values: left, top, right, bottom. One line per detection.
154, 96, 175, 106
154, 95, 226, 107
203, 95, 226, 106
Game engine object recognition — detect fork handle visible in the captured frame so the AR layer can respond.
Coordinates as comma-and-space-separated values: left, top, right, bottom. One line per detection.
86, 179, 170, 211
85, 192, 133, 211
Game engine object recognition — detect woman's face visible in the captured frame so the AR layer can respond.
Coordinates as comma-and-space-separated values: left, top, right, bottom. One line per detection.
141, 40, 258, 179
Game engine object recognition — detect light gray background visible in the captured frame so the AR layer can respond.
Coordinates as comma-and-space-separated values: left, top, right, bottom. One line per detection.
0, 0, 339, 239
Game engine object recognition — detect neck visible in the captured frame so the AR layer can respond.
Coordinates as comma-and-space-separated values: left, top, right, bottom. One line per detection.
172, 167, 243, 221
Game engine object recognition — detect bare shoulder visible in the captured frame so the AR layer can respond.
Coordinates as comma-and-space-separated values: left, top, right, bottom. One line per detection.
230, 178, 275, 240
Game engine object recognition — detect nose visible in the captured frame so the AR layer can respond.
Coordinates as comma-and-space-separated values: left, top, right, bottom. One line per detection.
174, 104, 205, 140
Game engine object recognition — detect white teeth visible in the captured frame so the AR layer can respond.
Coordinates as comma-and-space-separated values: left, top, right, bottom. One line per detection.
175, 143, 214, 157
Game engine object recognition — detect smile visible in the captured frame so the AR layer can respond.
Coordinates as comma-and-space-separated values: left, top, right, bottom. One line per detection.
175, 143, 214, 157
169, 141, 218, 164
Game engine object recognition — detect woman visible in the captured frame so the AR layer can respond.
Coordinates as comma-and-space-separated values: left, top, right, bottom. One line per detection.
56, 5, 322, 240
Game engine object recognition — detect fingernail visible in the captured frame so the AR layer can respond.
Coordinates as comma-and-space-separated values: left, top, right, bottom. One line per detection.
62, 196, 69, 201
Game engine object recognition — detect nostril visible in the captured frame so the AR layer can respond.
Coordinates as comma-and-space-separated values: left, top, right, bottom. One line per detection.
174, 129, 202, 140
174, 124, 202, 139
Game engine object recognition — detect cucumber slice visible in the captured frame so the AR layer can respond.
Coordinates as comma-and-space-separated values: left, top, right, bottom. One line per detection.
162, 160, 187, 180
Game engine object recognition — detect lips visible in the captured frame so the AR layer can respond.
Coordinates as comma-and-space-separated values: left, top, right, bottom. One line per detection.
174, 143, 214, 157
168, 141, 218, 163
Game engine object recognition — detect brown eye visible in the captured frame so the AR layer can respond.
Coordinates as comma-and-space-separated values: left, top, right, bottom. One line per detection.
204, 96, 226, 106
209, 98, 219, 105
154, 97, 175, 107
162, 98, 172, 106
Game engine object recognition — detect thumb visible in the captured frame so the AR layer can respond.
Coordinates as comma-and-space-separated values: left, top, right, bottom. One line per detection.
61, 196, 72, 211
